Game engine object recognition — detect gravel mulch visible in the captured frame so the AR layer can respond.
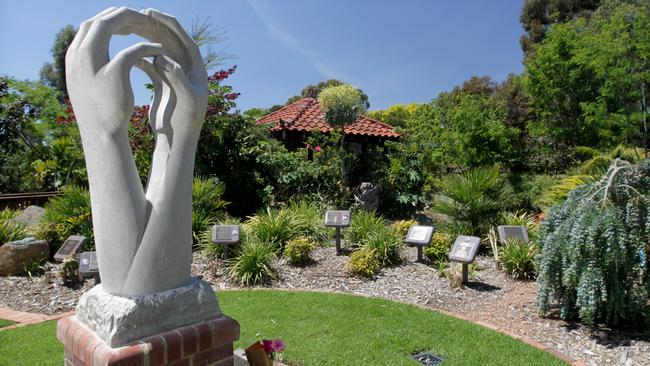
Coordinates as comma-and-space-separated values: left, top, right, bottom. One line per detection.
1, 245, 648, 366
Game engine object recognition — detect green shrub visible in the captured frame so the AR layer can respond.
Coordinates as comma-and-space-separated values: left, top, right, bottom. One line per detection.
192, 177, 228, 246
364, 230, 402, 266
433, 165, 511, 236
37, 185, 93, 253
0, 209, 26, 246
248, 207, 304, 251
424, 233, 453, 263
226, 240, 276, 286
347, 247, 380, 277
390, 219, 418, 238
499, 239, 538, 280
538, 159, 650, 327
287, 199, 329, 245
346, 210, 388, 246
284, 236, 315, 265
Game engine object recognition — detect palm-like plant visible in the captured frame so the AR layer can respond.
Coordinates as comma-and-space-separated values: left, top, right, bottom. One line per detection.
433, 165, 510, 236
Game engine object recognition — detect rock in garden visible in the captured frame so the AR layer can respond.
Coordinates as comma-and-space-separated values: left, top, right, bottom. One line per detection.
13, 205, 45, 230
0, 237, 49, 276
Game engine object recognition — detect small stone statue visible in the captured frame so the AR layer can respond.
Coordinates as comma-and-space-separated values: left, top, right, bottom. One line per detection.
353, 182, 380, 211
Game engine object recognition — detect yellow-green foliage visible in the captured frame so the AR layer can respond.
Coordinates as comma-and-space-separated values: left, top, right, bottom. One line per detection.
0, 208, 26, 246
347, 247, 380, 278
390, 219, 418, 238
284, 236, 315, 265
424, 232, 453, 263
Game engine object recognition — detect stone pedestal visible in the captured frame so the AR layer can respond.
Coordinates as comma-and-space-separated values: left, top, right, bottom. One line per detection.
57, 314, 239, 366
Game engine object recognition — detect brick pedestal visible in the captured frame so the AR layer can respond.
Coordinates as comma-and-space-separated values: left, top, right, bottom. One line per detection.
57, 315, 239, 366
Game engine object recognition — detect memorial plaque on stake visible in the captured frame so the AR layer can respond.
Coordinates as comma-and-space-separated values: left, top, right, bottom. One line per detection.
78, 251, 100, 283
54, 235, 86, 262
324, 210, 350, 227
79, 251, 99, 274
211, 225, 240, 259
497, 225, 529, 244
448, 235, 481, 285
404, 225, 435, 262
448, 235, 481, 264
211, 225, 240, 244
325, 210, 350, 255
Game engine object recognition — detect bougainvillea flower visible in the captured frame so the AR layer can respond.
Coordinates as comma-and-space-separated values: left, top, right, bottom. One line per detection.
262, 339, 274, 354
314, 146, 322, 152
271, 339, 286, 353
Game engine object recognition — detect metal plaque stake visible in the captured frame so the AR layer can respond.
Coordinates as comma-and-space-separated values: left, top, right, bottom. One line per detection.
324, 210, 350, 255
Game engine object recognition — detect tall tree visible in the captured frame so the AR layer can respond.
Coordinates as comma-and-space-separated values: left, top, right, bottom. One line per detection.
318, 84, 366, 190
525, 0, 650, 151
520, 0, 600, 55
39, 25, 76, 96
286, 79, 370, 108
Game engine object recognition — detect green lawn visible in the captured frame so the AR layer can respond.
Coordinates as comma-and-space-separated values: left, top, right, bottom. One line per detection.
0, 290, 567, 366
0, 319, 15, 328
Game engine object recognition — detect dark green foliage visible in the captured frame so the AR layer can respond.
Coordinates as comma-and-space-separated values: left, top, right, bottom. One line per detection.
192, 177, 228, 245
247, 207, 305, 251
226, 240, 276, 286
39, 25, 76, 96
538, 159, 650, 327
195, 113, 272, 216
519, 0, 600, 54
346, 210, 388, 246
0, 77, 67, 193
37, 185, 93, 254
433, 166, 512, 236
499, 239, 539, 280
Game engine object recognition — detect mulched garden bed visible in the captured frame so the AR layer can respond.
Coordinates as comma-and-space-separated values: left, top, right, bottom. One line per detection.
1, 246, 647, 366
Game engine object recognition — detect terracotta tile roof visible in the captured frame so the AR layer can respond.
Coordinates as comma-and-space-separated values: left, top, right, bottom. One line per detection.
257, 98, 400, 139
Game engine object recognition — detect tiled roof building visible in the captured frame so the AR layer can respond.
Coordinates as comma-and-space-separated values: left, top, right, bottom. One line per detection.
256, 98, 399, 151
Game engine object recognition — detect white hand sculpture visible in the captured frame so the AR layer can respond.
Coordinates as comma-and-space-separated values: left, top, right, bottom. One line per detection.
66, 7, 208, 296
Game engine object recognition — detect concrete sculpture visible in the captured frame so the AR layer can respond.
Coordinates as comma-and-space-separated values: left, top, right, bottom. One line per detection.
57, 9, 239, 360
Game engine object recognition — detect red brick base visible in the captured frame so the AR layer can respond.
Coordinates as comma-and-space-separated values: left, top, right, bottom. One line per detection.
57, 315, 239, 366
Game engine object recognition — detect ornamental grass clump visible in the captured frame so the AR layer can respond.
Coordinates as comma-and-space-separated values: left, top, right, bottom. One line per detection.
0, 208, 26, 246
538, 159, 650, 328
346, 210, 388, 246
499, 239, 538, 280
226, 240, 277, 286
37, 185, 93, 253
247, 207, 304, 251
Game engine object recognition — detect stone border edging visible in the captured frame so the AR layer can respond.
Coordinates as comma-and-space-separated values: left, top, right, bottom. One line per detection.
220, 287, 586, 366
0, 306, 73, 331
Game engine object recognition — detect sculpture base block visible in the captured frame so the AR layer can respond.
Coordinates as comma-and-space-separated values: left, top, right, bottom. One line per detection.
57, 314, 239, 366
75, 277, 220, 347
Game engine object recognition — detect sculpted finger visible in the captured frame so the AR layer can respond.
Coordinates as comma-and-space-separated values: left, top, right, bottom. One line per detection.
107, 42, 163, 77
135, 59, 164, 132
142, 9, 207, 82
69, 7, 119, 52
153, 55, 196, 98
79, 7, 155, 71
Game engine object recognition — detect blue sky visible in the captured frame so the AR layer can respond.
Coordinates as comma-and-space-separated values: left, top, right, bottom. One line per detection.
0, 0, 525, 112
